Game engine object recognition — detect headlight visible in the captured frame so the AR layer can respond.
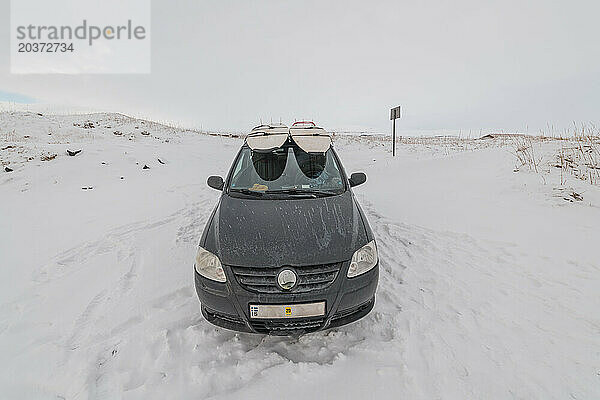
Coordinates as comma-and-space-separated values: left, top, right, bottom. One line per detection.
195, 247, 226, 282
347, 240, 378, 278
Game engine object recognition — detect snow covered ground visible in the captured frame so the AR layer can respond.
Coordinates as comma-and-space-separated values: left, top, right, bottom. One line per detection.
1, 112, 599, 399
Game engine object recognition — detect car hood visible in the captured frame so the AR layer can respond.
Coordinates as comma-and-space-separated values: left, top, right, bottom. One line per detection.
203, 191, 367, 267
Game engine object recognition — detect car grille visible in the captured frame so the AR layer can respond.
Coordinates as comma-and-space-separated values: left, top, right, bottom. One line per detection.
229, 262, 344, 293
250, 317, 325, 334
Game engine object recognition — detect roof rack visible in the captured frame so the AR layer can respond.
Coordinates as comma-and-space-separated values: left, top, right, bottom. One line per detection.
251, 123, 288, 132
245, 122, 332, 153
291, 121, 316, 127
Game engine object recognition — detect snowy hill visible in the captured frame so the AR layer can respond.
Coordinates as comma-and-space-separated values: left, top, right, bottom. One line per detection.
1, 113, 599, 399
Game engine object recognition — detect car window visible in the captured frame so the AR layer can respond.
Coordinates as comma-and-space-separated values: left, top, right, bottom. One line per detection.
252, 147, 288, 181
229, 144, 345, 195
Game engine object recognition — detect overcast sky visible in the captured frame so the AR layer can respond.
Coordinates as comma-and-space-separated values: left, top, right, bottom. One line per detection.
1, 0, 599, 133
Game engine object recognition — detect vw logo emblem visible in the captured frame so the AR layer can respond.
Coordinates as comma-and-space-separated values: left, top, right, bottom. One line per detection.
277, 269, 297, 290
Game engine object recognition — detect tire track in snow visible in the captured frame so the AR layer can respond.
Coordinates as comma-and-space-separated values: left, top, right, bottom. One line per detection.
65, 248, 142, 352
357, 198, 600, 399
55, 198, 416, 399
12, 194, 598, 399
67, 290, 109, 351
47, 198, 217, 398
33, 216, 177, 284
31, 193, 216, 286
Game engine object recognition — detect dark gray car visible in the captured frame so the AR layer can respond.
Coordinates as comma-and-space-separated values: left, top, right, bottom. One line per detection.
194, 131, 378, 335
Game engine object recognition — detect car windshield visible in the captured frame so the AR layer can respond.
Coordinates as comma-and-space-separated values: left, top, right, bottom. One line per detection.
228, 144, 345, 196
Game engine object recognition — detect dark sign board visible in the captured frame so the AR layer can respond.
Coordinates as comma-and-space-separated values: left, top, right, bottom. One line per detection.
390, 105, 401, 156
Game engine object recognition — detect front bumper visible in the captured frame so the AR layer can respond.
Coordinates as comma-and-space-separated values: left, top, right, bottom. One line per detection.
195, 261, 378, 335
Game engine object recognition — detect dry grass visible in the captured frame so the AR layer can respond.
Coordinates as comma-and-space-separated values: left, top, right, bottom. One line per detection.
512, 124, 600, 187
0, 129, 19, 142
554, 134, 600, 186
513, 137, 545, 173
335, 133, 521, 157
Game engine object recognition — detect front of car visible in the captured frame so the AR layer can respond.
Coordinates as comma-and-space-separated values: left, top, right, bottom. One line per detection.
195, 124, 378, 335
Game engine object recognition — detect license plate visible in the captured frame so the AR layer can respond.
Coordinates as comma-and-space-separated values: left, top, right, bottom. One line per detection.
249, 302, 325, 319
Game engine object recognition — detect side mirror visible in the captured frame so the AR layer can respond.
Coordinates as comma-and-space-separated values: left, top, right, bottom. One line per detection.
207, 175, 224, 191
349, 172, 367, 187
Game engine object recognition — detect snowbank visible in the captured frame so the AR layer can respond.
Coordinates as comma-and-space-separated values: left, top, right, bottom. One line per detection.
1, 113, 598, 399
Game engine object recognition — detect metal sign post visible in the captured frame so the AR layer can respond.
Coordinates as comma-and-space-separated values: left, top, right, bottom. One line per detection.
390, 106, 401, 156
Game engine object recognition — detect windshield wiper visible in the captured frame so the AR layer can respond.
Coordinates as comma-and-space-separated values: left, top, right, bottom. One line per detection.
265, 188, 339, 197
229, 188, 264, 197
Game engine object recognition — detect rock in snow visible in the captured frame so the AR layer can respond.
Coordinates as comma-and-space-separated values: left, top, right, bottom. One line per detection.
66, 149, 82, 156
40, 153, 57, 161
